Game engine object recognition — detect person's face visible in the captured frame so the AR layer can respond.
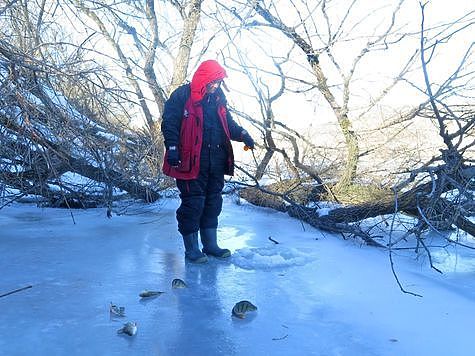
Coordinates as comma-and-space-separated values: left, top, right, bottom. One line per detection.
206, 79, 222, 94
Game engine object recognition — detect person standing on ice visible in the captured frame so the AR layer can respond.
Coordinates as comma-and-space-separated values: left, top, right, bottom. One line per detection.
161, 60, 255, 263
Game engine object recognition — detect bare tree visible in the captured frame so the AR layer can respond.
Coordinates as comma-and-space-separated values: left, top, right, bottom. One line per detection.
201, 1, 475, 257
1, 0, 472, 251
218, 0, 411, 194
0, 1, 166, 209
221, 52, 338, 202
72, 0, 158, 133
0, 0, 219, 209
0, 39, 161, 207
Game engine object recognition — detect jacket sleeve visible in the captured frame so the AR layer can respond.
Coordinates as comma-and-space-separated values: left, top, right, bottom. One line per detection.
161, 85, 187, 148
226, 110, 246, 141
217, 87, 246, 141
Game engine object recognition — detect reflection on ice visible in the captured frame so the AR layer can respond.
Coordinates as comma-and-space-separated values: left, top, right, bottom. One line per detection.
432, 249, 475, 273
429, 231, 475, 273
218, 226, 253, 251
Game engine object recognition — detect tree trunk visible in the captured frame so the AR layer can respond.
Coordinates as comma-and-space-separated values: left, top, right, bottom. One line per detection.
169, 0, 204, 94
0, 112, 160, 203
241, 175, 475, 242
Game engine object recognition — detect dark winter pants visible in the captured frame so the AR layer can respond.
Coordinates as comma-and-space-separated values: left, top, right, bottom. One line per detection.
176, 147, 226, 236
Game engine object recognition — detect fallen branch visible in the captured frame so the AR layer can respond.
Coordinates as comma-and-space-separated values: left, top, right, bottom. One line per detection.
268, 236, 280, 244
272, 334, 288, 341
0, 285, 32, 298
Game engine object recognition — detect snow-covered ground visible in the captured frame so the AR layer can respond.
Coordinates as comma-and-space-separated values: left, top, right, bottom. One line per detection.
1, 197, 475, 355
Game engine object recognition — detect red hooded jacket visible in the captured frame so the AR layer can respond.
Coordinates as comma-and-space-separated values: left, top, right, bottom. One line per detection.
161, 60, 244, 180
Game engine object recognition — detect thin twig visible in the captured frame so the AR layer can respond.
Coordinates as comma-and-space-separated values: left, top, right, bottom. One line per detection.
389, 189, 423, 297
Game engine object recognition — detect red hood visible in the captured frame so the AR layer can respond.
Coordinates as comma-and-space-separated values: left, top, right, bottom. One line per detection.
190, 60, 227, 103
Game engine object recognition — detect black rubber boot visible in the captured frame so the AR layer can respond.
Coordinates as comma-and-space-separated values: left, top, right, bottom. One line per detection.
200, 228, 231, 258
182, 232, 208, 263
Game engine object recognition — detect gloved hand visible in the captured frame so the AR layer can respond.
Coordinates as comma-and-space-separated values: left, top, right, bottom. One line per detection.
167, 146, 180, 167
241, 130, 255, 150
